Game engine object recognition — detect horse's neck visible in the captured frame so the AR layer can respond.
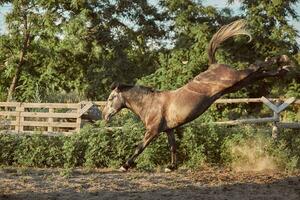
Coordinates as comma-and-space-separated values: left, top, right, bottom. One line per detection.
123, 92, 151, 121
126, 101, 143, 117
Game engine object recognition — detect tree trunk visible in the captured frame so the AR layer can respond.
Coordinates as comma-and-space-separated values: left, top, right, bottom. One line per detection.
6, 13, 30, 102
6, 66, 21, 102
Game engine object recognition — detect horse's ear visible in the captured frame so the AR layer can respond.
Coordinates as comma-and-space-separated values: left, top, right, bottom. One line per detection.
110, 82, 120, 90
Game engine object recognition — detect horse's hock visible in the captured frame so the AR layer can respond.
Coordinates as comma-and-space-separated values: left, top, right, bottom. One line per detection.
0, 101, 102, 135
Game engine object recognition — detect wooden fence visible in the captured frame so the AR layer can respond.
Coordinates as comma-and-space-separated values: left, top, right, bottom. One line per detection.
0, 97, 299, 136
210, 97, 300, 138
96, 97, 300, 138
0, 101, 95, 135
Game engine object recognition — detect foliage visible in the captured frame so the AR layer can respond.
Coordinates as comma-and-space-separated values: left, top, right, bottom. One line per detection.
0, 134, 19, 165
139, 1, 222, 89
230, 0, 300, 97
0, 0, 298, 101
1, 114, 300, 171
0, 0, 166, 101
0, 0, 299, 172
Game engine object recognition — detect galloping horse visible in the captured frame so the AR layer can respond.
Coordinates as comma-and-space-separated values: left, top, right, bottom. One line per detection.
102, 20, 292, 172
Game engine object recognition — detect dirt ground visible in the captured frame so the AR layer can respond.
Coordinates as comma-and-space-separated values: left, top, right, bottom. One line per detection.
0, 167, 300, 200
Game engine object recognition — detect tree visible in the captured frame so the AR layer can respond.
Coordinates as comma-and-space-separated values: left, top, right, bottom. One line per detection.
226, 0, 300, 98
0, 1, 33, 101
139, 0, 237, 90
0, 0, 65, 101
141, 0, 299, 99
0, 0, 298, 102
0, 0, 167, 101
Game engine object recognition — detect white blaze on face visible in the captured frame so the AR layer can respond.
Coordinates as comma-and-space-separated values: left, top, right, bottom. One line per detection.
103, 90, 119, 121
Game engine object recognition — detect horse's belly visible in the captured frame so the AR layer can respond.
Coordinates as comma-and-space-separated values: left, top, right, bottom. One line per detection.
165, 94, 210, 128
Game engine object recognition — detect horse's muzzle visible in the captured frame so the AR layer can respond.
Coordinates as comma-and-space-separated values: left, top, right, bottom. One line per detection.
102, 107, 117, 122
103, 113, 112, 122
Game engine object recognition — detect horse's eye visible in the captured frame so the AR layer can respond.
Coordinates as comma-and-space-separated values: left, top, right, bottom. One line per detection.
109, 95, 116, 101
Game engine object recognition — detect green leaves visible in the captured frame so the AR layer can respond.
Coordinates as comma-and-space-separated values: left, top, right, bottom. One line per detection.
0, 0, 166, 101
1, 115, 299, 171
0, 0, 299, 101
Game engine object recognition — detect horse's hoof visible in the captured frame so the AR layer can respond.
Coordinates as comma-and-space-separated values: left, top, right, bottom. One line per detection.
119, 166, 128, 172
164, 165, 177, 173
164, 167, 173, 173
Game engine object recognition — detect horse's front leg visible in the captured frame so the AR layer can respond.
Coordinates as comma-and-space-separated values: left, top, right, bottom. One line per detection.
165, 129, 177, 172
120, 130, 158, 172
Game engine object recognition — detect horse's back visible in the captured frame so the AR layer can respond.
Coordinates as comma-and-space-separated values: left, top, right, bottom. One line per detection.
161, 64, 253, 129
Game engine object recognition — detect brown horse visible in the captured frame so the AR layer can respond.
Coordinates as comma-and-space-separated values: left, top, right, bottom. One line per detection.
102, 20, 292, 172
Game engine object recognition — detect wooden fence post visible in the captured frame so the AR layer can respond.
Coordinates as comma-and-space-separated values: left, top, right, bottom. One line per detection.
272, 109, 280, 139
76, 103, 82, 132
261, 97, 296, 139
15, 103, 24, 132
48, 108, 54, 132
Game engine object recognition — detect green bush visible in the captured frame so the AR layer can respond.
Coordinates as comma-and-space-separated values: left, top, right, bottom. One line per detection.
0, 134, 20, 165
13, 134, 64, 167
0, 113, 299, 171
63, 130, 89, 168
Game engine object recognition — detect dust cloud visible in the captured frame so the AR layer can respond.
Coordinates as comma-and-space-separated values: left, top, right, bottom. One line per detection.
229, 139, 278, 172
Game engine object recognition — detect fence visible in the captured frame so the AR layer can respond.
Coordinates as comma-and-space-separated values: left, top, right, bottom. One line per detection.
95, 97, 300, 138
0, 101, 95, 135
0, 97, 299, 136
211, 97, 300, 138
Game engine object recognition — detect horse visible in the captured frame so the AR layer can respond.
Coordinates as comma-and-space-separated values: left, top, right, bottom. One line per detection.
102, 20, 292, 172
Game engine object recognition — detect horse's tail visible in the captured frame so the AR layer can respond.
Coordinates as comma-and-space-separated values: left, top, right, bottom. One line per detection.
207, 19, 252, 65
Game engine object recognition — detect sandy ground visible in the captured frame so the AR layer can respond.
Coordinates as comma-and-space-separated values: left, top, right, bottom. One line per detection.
0, 167, 300, 200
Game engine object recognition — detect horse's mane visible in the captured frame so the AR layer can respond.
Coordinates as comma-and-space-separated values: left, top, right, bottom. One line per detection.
110, 82, 156, 94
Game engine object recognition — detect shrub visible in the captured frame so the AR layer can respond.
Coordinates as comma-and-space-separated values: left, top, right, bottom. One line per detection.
0, 112, 299, 171
14, 134, 64, 167
0, 134, 20, 165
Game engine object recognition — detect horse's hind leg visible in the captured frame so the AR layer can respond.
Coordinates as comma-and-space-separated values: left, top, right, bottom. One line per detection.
165, 129, 177, 172
120, 130, 158, 172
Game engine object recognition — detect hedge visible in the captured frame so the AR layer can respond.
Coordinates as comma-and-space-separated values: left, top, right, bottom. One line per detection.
0, 116, 299, 171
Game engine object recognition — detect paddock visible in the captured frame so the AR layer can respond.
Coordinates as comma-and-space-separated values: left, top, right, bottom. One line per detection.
0, 98, 299, 199
1, 167, 300, 200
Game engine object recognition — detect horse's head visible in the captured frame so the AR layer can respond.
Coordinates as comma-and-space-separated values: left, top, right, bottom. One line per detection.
102, 82, 126, 122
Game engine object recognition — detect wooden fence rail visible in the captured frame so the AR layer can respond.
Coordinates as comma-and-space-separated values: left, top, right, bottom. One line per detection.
0, 102, 95, 135
94, 98, 300, 107
97, 97, 300, 138
0, 97, 299, 136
